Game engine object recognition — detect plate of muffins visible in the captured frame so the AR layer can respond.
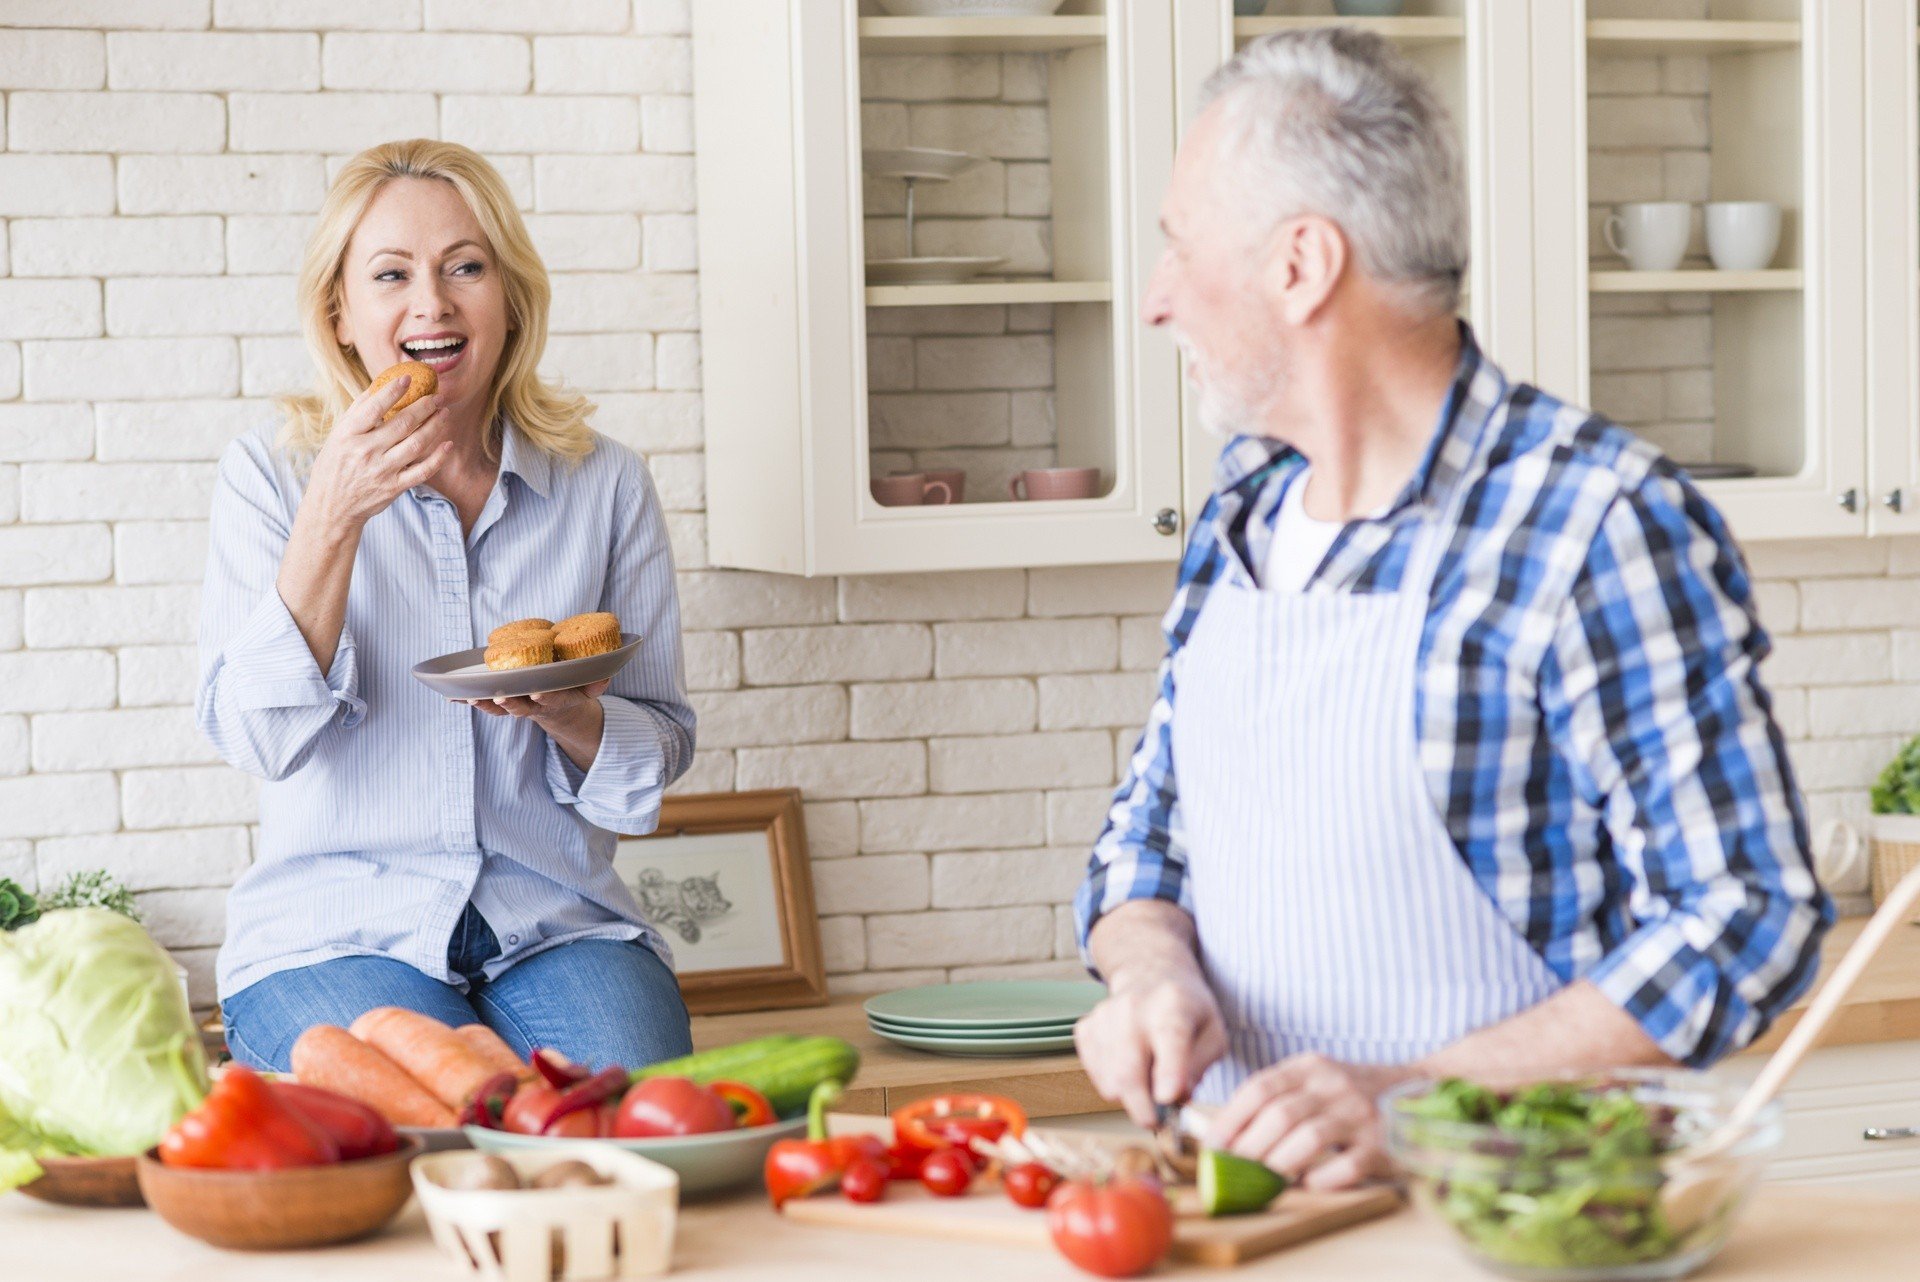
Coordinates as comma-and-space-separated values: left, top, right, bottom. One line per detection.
411, 612, 644, 700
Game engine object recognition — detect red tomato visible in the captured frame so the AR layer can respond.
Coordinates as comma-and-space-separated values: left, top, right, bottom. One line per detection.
502, 1084, 561, 1136
841, 1156, 889, 1204
1046, 1177, 1174, 1278
1003, 1162, 1060, 1209
892, 1094, 1026, 1154
613, 1076, 736, 1139
919, 1147, 974, 1198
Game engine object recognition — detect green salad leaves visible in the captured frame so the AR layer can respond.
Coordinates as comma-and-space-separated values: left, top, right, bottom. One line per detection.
1395, 1078, 1683, 1271
0, 909, 208, 1191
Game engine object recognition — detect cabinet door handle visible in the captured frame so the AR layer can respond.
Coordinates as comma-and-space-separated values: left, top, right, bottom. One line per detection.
1863, 1125, 1920, 1142
1152, 508, 1179, 536
1838, 488, 1860, 512
1884, 489, 1906, 514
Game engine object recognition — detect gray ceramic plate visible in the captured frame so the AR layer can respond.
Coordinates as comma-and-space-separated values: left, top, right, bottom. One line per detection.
864, 980, 1106, 1029
869, 1026, 1078, 1057
412, 633, 643, 700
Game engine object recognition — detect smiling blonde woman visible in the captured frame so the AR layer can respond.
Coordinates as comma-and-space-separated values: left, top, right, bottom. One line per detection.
197, 139, 699, 1075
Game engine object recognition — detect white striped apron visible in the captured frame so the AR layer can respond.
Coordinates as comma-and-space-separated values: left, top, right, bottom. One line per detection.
1172, 473, 1562, 1104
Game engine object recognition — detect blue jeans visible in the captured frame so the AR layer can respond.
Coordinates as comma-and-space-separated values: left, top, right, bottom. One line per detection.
221, 904, 693, 1074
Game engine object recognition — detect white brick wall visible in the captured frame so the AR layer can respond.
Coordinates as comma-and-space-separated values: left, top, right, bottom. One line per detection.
0, 2, 1904, 1013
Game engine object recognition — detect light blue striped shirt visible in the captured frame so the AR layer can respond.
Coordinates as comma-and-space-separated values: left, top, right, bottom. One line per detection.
200, 420, 695, 999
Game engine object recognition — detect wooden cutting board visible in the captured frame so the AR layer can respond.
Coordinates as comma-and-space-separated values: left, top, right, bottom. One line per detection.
783, 1178, 1401, 1267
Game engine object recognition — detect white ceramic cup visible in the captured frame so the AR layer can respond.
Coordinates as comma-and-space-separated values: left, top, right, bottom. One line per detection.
1705, 201, 1783, 272
1603, 202, 1691, 272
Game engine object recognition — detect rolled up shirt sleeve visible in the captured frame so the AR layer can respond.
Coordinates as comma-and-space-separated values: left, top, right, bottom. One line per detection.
197, 437, 366, 782
544, 451, 695, 833
1544, 468, 1832, 1068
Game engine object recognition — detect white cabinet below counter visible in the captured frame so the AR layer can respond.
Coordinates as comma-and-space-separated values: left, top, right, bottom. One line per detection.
1713, 1040, 1920, 1194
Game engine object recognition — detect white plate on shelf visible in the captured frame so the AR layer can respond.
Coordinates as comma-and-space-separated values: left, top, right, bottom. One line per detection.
863, 147, 982, 181
877, 0, 1069, 14
412, 633, 644, 700
865, 256, 1007, 285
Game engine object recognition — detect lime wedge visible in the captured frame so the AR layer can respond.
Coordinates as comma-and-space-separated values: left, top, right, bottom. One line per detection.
1197, 1149, 1288, 1216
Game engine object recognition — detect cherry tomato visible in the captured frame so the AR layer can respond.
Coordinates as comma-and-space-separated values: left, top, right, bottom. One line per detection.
1003, 1162, 1060, 1209
613, 1077, 736, 1138
503, 1084, 561, 1136
1046, 1177, 1174, 1278
841, 1155, 889, 1203
919, 1147, 974, 1198
892, 1094, 1027, 1155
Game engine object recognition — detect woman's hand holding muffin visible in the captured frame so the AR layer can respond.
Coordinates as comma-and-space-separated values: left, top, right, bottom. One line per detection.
305, 363, 454, 535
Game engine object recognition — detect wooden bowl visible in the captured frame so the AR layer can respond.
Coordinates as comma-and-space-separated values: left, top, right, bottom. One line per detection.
20, 1154, 145, 1208
134, 1135, 423, 1251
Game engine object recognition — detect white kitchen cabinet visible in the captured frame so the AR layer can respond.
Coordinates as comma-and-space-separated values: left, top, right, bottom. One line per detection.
693, 1, 1904, 573
691, 1, 1185, 576
1713, 1040, 1920, 1193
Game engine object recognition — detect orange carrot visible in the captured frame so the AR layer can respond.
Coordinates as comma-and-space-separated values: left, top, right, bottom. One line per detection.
349, 1006, 499, 1111
454, 1023, 535, 1082
291, 1024, 457, 1128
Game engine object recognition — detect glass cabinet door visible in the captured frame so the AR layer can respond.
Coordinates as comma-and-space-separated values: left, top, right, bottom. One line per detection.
1863, 0, 1920, 534
1534, 0, 1867, 540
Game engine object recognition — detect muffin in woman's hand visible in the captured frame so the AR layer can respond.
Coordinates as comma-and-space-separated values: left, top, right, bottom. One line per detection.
553, 612, 621, 661
487, 618, 553, 646
484, 628, 554, 671
369, 360, 436, 421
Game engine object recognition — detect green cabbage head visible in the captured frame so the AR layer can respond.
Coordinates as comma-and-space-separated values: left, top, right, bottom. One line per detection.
0, 908, 208, 1190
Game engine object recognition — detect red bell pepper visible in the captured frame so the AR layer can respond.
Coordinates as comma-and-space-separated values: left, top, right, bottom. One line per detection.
270, 1081, 399, 1161
763, 1080, 887, 1208
159, 1066, 340, 1170
710, 1079, 776, 1129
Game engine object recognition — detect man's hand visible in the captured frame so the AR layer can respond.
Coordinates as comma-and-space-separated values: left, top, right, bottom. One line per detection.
1077, 900, 1227, 1127
1205, 1053, 1412, 1190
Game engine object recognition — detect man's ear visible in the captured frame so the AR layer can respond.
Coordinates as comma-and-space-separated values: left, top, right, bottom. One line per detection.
1269, 215, 1347, 326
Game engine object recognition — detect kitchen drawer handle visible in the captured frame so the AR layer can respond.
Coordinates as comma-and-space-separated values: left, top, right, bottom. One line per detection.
1863, 1125, 1920, 1142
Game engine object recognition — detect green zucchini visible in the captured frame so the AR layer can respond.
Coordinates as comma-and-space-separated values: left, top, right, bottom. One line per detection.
631, 1034, 801, 1084
634, 1035, 860, 1118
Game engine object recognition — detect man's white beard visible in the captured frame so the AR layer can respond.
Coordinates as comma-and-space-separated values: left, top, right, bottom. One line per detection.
1177, 333, 1274, 441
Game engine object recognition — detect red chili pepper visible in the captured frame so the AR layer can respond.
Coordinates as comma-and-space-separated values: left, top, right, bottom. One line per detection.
270, 1081, 399, 1161
159, 1066, 340, 1170
710, 1080, 777, 1128
536, 1066, 629, 1134
531, 1047, 590, 1089
457, 1071, 522, 1131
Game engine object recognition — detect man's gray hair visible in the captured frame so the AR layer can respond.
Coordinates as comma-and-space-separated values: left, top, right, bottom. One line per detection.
1199, 27, 1468, 316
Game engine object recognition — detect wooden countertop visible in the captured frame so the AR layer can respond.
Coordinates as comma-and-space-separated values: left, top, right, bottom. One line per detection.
6, 1184, 1917, 1280
690, 916, 1920, 1118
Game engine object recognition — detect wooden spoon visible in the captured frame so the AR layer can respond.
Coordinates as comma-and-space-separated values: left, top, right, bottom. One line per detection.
1663, 861, 1920, 1232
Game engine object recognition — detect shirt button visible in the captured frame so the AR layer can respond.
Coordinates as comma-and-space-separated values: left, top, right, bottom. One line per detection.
507, 934, 520, 946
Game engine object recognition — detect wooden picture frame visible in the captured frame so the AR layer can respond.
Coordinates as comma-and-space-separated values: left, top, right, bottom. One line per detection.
614, 788, 827, 1016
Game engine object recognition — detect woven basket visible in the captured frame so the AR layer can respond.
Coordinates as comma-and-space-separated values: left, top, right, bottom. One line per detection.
1869, 814, 1920, 926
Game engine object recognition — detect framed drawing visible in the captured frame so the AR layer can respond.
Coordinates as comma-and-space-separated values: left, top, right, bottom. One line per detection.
614, 788, 828, 1016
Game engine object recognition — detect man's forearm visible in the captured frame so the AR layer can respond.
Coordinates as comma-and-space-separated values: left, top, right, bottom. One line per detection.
1087, 899, 1205, 994
1415, 980, 1674, 1083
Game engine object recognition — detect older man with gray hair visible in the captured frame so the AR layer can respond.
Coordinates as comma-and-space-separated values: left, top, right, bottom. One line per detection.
1072, 29, 1829, 1189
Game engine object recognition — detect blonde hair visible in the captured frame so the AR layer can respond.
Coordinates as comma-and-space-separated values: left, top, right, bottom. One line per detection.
279, 138, 594, 460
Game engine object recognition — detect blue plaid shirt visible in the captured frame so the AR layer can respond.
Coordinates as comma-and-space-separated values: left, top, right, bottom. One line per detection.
1076, 327, 1832, 1069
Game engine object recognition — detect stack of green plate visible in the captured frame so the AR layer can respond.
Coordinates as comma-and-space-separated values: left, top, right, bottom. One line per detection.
863, 980, 1105, 1057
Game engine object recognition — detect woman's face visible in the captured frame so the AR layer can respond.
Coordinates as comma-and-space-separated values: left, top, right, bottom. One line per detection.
334, 176, 510, 431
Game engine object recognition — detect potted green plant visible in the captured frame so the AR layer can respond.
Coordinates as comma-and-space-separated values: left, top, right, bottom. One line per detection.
1869, 735, 1920, 922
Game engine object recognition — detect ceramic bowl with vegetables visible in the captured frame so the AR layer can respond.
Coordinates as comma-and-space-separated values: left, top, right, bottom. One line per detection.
1384, 1071, 1782, 1281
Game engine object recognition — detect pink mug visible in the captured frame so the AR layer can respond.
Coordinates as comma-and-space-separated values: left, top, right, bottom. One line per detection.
922, 468, 966, 504
872, 472, 953, 506
1009, 467, 1100, 501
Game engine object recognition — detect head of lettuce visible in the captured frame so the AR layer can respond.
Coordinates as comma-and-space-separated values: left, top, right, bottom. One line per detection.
0, 908, 208, 1190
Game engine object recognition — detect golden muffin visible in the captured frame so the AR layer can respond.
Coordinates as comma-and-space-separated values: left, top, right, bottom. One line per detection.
553, 612, 621, 661
484, 630, 554, 671
369, 360, 437, 421
488, 618, 555, 646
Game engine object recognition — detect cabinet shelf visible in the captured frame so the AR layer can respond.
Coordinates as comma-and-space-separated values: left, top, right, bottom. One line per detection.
1234, 16, 1464, 48
864, 279, 1112, 307
1588, 268, 1803, 294
1586, 19, 1799, 55
857, 16, 1105, 53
